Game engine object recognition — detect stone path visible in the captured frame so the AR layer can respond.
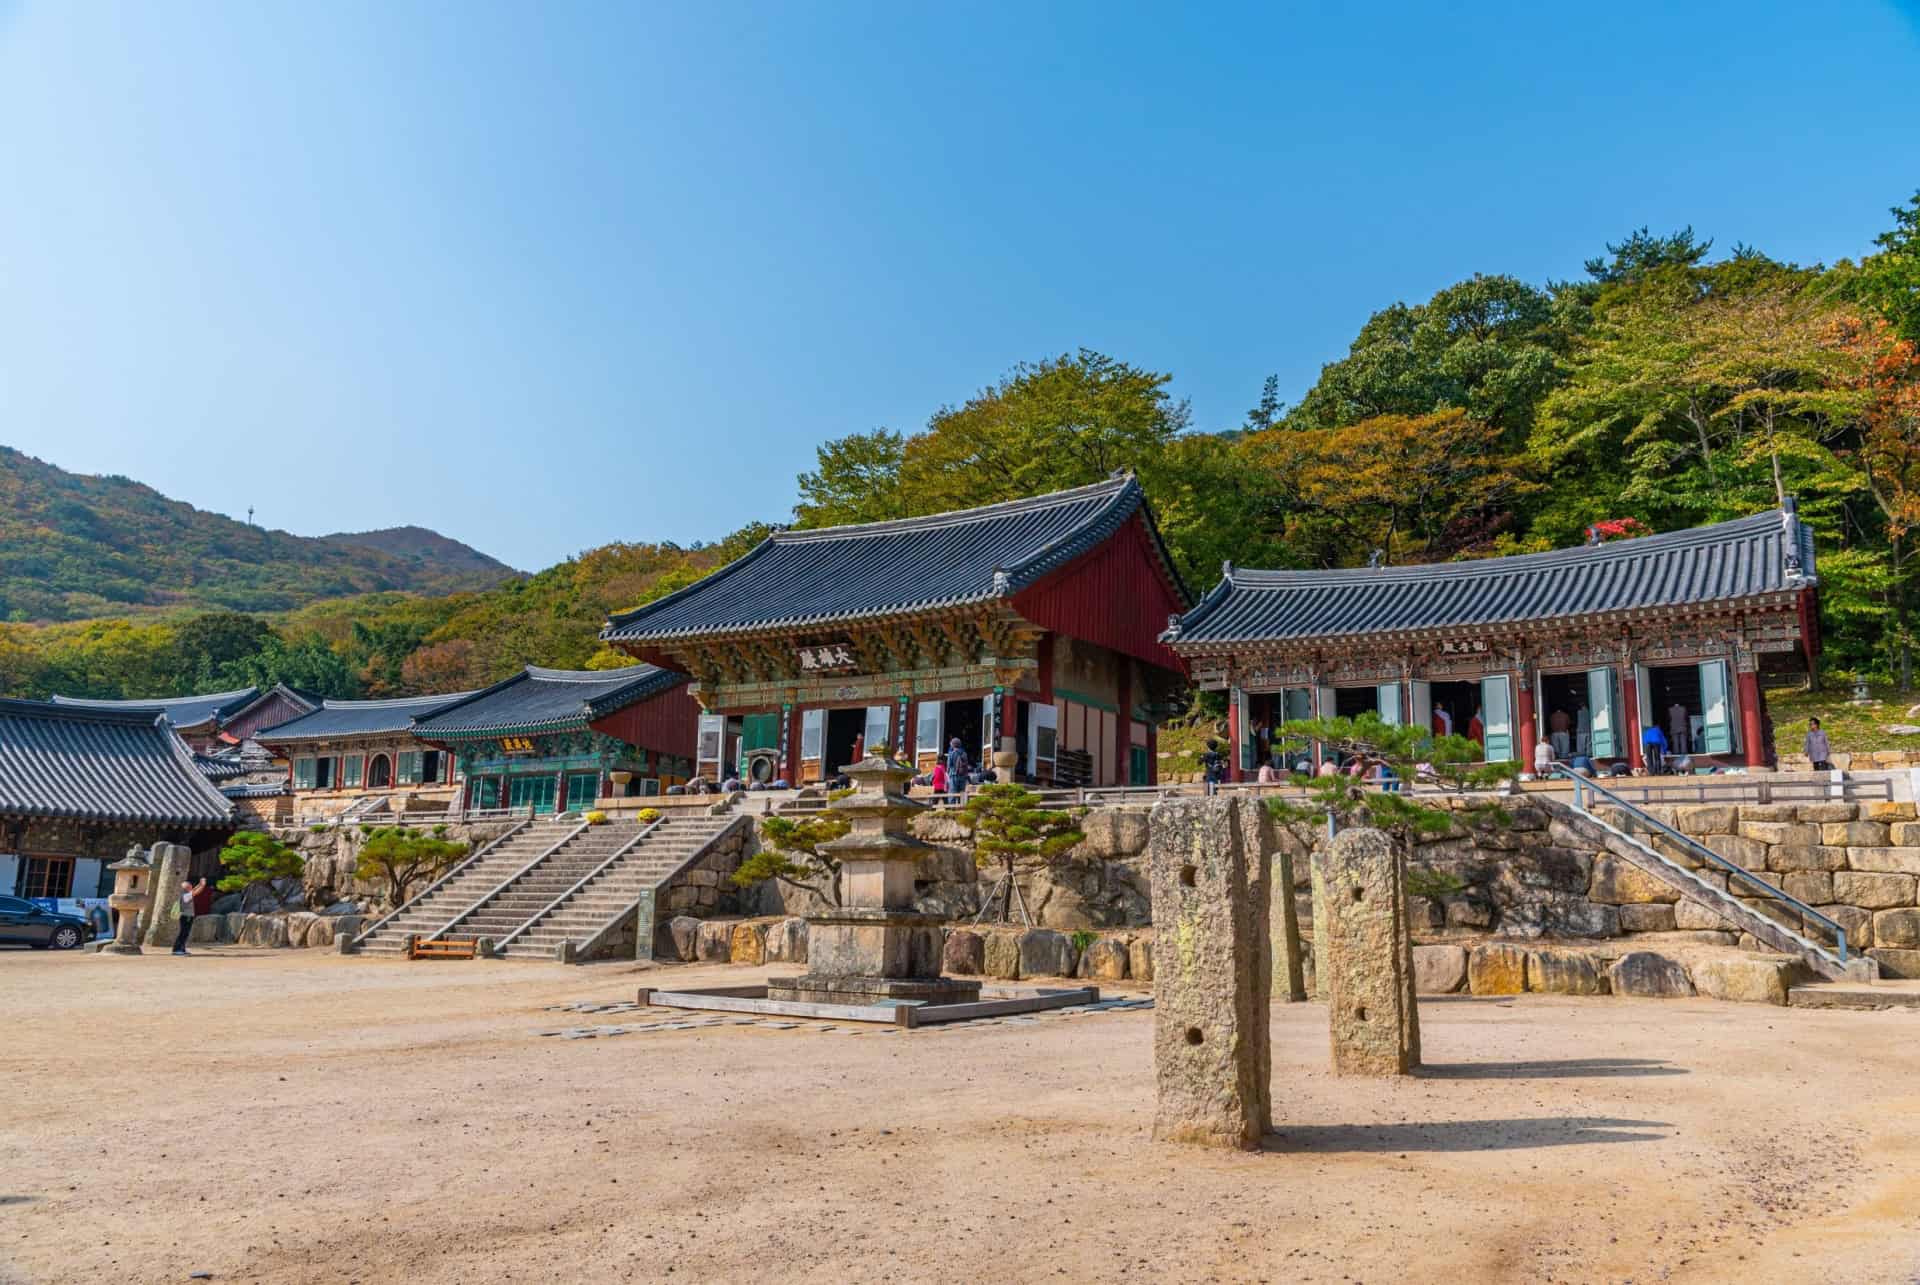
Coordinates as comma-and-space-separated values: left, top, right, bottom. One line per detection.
536, 995, 1155, 1040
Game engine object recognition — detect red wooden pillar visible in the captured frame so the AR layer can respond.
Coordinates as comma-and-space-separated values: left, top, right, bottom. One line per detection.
1622, 666, 1644, 770
1116, 661, 1132, 787
1737, 669, 1766, 767
1515, 670, 1537, 774
1227, 685, 1244, 784
784, 704, 802, 785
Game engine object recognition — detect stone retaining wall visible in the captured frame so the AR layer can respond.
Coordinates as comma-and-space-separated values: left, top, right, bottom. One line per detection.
271, 818, 521, 911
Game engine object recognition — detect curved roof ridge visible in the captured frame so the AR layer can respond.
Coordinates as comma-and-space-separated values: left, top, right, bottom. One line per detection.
523, 665, 651, 683
770, 475, 1137, 544
318, 691, 476, 710
1228, 511, 1786, 588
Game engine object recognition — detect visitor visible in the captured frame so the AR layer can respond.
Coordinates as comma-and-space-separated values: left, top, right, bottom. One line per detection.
1432, 705, 1453, 737
1667, 700, 1691, 755
1641, 721, 1668, 775
688, 776, 713, 795
1200, 739, 1227, 789
946, 737, 970, 782
1374, 759, 1399, 793
1533, 736, 1554, 778
930, 760, 949, 794
720, 773, 742, 793
1575, 702, 1592, 756
1548, 707, 1571, 758
1805, 717, 1834, 772
1316, 757, 1337, 778
1466, 707, 1485, 749
1345, 755, 1367, 778
1256, 760, 1279, 785
172, 875, 207, 956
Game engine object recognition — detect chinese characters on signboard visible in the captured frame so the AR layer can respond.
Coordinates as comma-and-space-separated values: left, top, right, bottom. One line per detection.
797, 643, 858, 673
1440, 640, 1489, 655
499, 736, 536, 753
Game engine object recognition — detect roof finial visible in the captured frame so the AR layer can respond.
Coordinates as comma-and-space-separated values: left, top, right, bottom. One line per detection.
1165, 613, 1184, 639
1366, 548, 1385, 569
1221, 559, 1235, 580
991, 566, 1011, 595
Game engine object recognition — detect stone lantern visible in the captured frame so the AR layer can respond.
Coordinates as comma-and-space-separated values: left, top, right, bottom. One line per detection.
103, 846, 153, 956
767, 756, 982, 1007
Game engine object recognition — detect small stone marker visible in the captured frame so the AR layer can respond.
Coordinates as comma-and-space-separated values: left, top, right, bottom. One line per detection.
1147, 796, 1271, 1149
1314, 827, 1420, 1076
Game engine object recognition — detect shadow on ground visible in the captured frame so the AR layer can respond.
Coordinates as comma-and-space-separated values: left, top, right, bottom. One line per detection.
1419, 1057, 1686, 1080
1264, 1116, 1672, 1153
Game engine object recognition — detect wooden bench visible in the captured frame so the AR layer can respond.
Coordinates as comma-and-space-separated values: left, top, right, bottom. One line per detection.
408, 936, 478, 960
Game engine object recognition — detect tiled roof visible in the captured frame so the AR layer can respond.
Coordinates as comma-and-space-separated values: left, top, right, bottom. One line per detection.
50, 686, 259, 731
412, 666, 685, 739
255, 692, 476, 742
602, 475, 1188, 643
193, 753, 253, 781
0, 699, 237, 827
221, 782, 289, 800
1165, 508, 1818, 648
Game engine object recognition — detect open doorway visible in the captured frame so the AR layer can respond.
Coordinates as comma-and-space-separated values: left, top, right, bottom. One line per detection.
1539, 672, 1590, 759
941, 698, 984, 772
824, 708, 865, 777
1429, 680, 1478, 741
1333, 687, 1376, 717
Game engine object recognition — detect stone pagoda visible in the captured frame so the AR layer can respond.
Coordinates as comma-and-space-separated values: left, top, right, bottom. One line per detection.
767, 756, 982, 1007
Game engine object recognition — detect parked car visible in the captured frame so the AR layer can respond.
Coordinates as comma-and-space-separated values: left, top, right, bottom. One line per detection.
0, 895, 92, 950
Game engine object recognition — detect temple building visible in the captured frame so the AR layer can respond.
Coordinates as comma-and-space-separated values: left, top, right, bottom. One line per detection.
50, 684, 315, 753
0, 699, 237, 900
1162, 505, 1820, 779
599, 476, 1193, 788
254, 692, 475, 812
411, 665, 698, 813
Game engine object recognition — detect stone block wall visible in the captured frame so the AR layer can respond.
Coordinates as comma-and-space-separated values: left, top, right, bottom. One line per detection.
270, 818, 521, 911
636, 820, 753, 959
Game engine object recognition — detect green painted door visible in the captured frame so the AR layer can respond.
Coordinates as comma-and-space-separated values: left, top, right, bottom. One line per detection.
1129, 744, 1150, 786
508, 775, 558, 815
471, 777, 501, 810
565, 773, 599, 811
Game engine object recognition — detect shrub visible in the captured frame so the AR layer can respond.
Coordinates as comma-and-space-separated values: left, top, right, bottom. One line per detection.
636, 807, 662, 824
585, 810, 608, 825
216, 832, 305, 911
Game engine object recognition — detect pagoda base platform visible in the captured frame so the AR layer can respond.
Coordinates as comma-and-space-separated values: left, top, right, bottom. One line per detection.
766, 973, 982, 1006
633, 982, 1098, 1029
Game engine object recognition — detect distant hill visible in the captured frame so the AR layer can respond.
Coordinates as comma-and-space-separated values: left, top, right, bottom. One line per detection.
0, 446, 519, 621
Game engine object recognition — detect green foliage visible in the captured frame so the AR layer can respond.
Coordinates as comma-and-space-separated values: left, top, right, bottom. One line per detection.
1262, 713, 1516, 850
1069, 929, 1097, 955
1407, 868, 1468, 900
733, 813, 853, 905
215, 832, 305, 909
0, 445, 512, 623
957, 784, 1086, 923
354, 826, 469, 907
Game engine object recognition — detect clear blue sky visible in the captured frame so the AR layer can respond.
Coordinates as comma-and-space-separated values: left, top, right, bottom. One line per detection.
1, 2, 1916, 572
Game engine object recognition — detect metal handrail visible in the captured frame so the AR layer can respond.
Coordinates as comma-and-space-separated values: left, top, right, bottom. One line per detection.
426, 818, 592, 943
350, 816, 534, 948
495, 818, 665, 950
1554, 766, 1849, 962
574, 814, 750, 961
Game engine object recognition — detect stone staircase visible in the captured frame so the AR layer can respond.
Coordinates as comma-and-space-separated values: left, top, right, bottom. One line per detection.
489, 814, 745, 959
353, 818, 573, 955
1552, 795, 1877, 982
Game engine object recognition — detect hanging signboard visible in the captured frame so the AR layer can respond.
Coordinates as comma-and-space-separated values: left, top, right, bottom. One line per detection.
797, 643, 858, 673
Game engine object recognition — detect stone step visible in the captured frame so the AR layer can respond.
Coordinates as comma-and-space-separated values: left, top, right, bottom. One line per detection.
1788, 981, 1920, 1010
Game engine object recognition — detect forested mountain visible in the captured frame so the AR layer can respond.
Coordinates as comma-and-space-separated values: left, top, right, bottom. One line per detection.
4, 189, 1916, 703
0, 448, 517, 620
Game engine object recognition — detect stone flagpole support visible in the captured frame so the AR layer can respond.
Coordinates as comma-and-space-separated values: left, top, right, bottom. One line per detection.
1269, 827, 1307, 1003
1314, 827, 1420, 1076
1147, 796, 1271, 1149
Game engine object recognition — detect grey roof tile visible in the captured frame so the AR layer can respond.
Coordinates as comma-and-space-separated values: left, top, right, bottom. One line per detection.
50, 686, 259, 731
0, 699, 238, 827
1165, 508, 1817, 647
255, 692, 476, 742
601, 476, 1189, 642
413, 665, 684, 738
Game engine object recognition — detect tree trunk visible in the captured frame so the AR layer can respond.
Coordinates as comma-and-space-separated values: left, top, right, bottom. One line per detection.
1899, 534, 1912, 693
1002, 855, 1015, 923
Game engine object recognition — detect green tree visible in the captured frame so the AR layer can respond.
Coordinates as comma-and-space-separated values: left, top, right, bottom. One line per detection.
731, 810, 853, 906
1853, 191, 1920, 342
957, 783, 1085, 923
355, 826, 469, 907
229, 632, 359, 698
169, 611, 275, 689
215, 831, 306, 910
794, 430, 908, 527
1263, 713, 1517, 856
1287, 275, 1570, 446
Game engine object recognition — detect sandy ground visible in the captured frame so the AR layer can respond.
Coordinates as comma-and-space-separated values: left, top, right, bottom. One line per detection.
3, 948, 1919, 1285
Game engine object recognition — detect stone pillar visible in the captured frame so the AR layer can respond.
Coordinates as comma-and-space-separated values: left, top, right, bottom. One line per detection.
1309, 852, 1329, 1003
140, 843, 192, 948
1268, 822, 1307, 1003
1314, 827, 1420, 1076
1147, 796, 1270, 1149
766, 756, 981, 1006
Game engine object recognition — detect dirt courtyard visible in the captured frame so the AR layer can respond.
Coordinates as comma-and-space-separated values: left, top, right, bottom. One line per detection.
3, 949, 1919, 1284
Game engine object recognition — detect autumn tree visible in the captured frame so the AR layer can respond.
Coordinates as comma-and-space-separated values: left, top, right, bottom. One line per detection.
1243, 410, 1537, 566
